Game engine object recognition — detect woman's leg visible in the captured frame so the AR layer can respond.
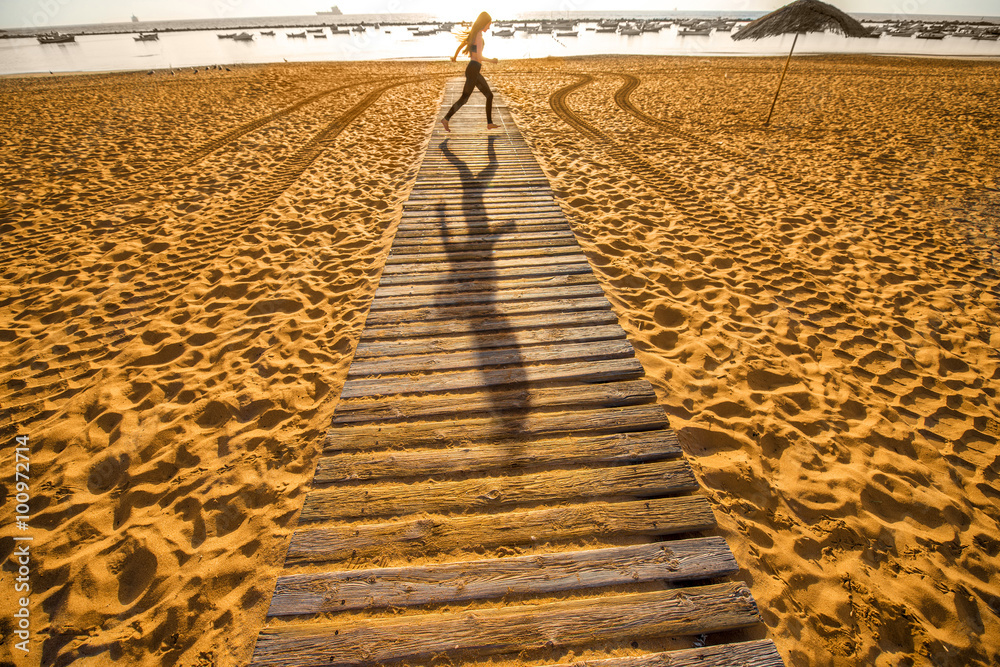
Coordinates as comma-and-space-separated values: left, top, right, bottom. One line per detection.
473, 72, 495, 125
444, 66, 479, 121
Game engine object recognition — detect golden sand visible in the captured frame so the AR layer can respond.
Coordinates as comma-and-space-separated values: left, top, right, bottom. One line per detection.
1, 56, 998, 666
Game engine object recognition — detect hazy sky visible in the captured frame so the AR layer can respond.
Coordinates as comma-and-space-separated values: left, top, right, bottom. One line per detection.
2, 0, 998, 28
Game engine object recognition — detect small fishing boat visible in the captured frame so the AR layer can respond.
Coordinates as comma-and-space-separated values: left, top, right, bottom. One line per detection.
233, 32, 254, 41
916, 31, 946, 39
307, 28, 324, 33
37, 32, 75, 43
286, 31, 306, 38
134, 32, 158, 41
260, 30, 275, 36
679, 27, 713, 36
492, 29, 514, 37
555, 30, 578, 37
619, 26, 642, 36
314, 33, 327, 38
218, 33, 237, 39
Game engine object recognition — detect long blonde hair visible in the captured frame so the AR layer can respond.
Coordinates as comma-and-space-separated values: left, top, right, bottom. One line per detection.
455, 11, 491, 56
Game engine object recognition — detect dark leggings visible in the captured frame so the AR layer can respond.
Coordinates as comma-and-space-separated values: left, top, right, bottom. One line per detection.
445, 60, 494, 124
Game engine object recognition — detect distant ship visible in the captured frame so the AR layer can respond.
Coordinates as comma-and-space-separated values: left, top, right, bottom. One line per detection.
131, 14, 139, 22
317, 5, 343, 14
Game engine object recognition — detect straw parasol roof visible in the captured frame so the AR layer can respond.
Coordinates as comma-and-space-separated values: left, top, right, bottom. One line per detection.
731, 0, 869, 125
732, 0, 871, 41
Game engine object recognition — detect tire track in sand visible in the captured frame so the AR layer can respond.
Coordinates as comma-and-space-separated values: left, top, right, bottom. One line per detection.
605, 72, 1000, 292
6, 79, 391, 262
544, 75, 998, 381
1, 77, 442, 433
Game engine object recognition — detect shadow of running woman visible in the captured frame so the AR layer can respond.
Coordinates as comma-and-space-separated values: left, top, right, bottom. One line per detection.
435, 134, 529, 445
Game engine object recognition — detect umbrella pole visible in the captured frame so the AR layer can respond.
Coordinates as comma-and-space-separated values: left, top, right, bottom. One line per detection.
764, 32, 798, 127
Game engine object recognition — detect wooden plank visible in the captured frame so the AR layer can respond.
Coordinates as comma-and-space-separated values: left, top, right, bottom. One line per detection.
398, 210, 565, 224
394, 221, 572, 236
389, 234, 579, 254
285, 495, 716, 564
325, 403, 668, 451
362, 295, 610, 326
251, 582, 758, 667
405, 191, 554, 203
391, 227, 575, 244
535, 640, 785, 667
398, 217, 572, 230
403, 200, 561, 212
381, 253, 587, 275
357, 309, 620, 341
367, 284, 606, 311
331, 379, 656, 425
384, 243, 585, 265
339, 357, 647, 399
346, 339, 634, 378
300, 460, 698, 521
413, 178, 547, 188
397, 217, 569, 229
268, 537, 738, 615
353, 324, 624, 359
373, 261, 594, 287
314, 429, 682, 482
372, 272, 599, 300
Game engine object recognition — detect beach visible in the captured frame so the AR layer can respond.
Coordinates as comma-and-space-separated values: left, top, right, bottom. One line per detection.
1, 55, 998, 666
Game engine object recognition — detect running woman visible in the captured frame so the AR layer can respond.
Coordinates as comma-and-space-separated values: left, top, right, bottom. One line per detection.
442, 11, 499, 132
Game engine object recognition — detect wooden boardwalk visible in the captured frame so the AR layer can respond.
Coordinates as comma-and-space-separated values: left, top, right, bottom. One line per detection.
250, 80, 784, 667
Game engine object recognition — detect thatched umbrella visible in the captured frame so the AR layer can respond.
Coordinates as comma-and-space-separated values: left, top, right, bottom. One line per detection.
732, 0, 871, 125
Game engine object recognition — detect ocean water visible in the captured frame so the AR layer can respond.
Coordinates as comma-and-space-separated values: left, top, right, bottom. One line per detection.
1, 11, 998, 76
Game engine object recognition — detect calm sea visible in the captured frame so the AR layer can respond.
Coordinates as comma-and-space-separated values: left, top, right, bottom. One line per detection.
1, 11, 998, 76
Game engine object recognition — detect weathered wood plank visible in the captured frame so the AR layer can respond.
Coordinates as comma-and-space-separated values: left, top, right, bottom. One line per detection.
300, 460, 697, 521
394, 224, 573, 239
367, 284, 606, 312
346, 339, 634, 378
353, 324, 624, 359
372, 272, 599, 300
285, 495, 716, 564
384, 243, 584, 265
405, 191, 554, 203
381, 253, 587, 276
269, 537, 738, 615
535, 640, 785, 667
339, 357, 646, 399
362, 296, 611, 326
413, 178, 548, 189
331, 380, 656, 424
331, 379, 655, 425
391, 227, 574, 244
375, 261, 592, 287
394, 219, 571, 236
251, 583, 758, 667
403, 200, 561, 213
389, 234, 578, 255
326, 403, 667, 451
314, 429, 682, 482
358, 309, 618, 340
398, 211, 567, 226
